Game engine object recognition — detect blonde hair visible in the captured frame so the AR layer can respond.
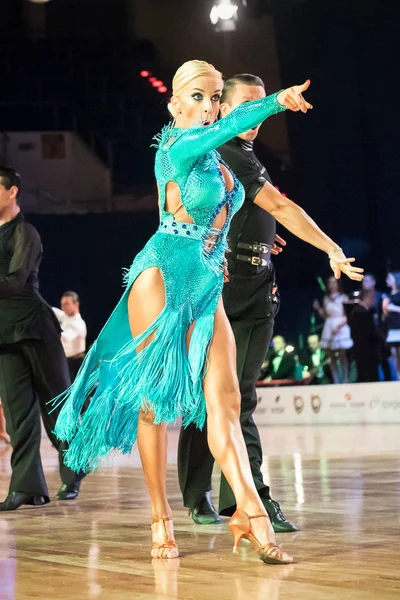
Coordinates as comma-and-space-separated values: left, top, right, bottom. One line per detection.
168, 60, 223, 118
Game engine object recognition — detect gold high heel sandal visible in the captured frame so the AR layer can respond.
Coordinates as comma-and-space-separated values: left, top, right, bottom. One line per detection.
229, 509, 293, 565
151, 517, 180, 559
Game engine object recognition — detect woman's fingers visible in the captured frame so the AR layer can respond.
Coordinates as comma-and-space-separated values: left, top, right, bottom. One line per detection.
299, 79, 311, 92
285, 95, 300, 112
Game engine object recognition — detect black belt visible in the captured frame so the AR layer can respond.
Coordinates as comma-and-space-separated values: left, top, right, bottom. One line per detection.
236, 254, 270, 267
231, 240, 272, 268
236, 241, 271, 254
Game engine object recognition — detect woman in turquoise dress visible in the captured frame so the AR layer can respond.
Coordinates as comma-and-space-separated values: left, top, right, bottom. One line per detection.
53, 60, 362, 563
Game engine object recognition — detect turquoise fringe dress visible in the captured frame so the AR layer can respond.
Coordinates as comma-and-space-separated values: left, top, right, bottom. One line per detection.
53, 92, 287, 472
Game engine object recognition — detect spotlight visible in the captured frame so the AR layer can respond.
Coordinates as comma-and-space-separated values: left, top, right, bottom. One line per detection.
140, 70, 151, 78
152, 80, 163, 88
158, 86, 168, 93
149, 77, 157, 83
285, 345, 295, 353
210, 0, 239, 32
28, 0, 52, 3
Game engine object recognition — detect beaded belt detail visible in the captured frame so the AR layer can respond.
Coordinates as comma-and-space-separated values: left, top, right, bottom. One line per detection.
158, 219, 205, 241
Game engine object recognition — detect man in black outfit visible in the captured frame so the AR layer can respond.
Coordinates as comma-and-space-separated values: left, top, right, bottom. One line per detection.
0, 166, 84, 511
178, 74, 358, 530
260, 335, 296, 381
178, 74, 296, 531
299, 334, 332, 385
349, 289, 383, 382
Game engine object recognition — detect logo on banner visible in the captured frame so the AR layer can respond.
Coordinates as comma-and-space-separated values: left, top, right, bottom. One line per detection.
311, 394, 322, 413
271, 395, 285, 414
294, 395, 304, 414
369, 396, 380, 409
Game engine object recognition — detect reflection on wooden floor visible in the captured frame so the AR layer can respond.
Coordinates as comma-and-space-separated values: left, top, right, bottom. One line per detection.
1, 424, 400, 600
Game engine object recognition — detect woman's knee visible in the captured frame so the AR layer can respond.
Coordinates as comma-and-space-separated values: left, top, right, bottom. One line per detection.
139, 408, 156, 425
206, 386, 241, 420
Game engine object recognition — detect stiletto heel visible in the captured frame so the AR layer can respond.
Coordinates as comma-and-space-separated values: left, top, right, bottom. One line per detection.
151, 517, 180, 559
229, 509, 293, 565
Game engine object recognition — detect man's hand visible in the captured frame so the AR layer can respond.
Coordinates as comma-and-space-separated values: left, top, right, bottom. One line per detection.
329, 250, 364, 281
277, 80, 313, 113
271, 233, 287, 256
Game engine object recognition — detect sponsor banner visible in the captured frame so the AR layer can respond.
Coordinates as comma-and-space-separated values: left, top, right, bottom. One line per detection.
254, 381, 400, 425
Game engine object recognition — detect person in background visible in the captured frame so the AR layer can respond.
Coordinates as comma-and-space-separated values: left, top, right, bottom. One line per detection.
300, 334, 332, 385
349, 289, 384, 382
0, 165, 84, 511
0, 399, 10, 444
53, 291, 87, 381
383, 271, 400, 379
260, 335, 296, 381
313, 276, 353, 383
361, 273, 384, 328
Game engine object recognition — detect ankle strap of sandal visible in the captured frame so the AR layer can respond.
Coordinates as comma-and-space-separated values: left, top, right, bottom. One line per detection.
151, 516, 173, 524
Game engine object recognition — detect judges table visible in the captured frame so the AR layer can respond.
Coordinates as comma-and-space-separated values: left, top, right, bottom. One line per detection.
255, 380, 400, 425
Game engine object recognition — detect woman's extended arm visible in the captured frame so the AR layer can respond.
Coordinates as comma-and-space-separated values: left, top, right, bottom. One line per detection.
169, 82, 311, 164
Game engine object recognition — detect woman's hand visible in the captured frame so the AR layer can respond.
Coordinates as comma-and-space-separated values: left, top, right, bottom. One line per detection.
313, 299, 321, 311
277, 81, 313, 113
329, 250, 364, 281
271, 233, 287, 255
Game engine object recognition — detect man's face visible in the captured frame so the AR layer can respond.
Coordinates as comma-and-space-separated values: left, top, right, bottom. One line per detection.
362, 275, 376, 290
273, 336, 286, 353
220, 83, 266, 141
0, 181, 18, 214
308, 335, 319, 352
61, 296, 79, 317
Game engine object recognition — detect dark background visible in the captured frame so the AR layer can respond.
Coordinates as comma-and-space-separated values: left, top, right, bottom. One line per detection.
1, 0, 399, 345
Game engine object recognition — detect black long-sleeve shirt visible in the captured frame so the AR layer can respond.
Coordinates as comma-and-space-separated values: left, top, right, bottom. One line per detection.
0, 212, 56, 344
219, 138, 276, 250
219, 138, 277, 320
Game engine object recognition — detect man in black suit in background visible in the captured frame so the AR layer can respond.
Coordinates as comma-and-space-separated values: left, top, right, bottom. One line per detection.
261, 335, 296, 381
299, 334, 332, 385
0, 166, 84, 511
349, 289, 383, 382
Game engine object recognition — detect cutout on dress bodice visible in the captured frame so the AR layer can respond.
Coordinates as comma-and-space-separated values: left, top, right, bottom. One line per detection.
165, 181, 194, 223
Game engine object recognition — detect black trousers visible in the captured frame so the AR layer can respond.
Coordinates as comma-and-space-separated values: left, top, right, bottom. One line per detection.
68, 355, 85, 382
354, 353, 380, 383
178, 266, 277, 515
0, 321, 84, 500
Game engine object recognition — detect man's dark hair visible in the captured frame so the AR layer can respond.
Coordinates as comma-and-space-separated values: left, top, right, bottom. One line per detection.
221, 73, 265, 104
62, 291, 80, 303
0, 165, 20, 192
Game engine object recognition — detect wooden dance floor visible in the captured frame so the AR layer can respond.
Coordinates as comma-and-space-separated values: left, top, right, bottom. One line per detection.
1, 423, 400, 600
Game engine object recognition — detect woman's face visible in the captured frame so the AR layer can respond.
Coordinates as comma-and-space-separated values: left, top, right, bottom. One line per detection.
173, 74, 223, 129
328, 277, 339, 294
386, 273, 395, 288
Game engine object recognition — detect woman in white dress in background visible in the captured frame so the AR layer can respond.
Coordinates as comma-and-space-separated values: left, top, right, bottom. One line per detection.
314, 276, 353, 383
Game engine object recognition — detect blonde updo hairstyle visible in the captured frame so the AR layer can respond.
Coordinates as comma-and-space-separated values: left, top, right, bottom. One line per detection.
168, 60, 223, 119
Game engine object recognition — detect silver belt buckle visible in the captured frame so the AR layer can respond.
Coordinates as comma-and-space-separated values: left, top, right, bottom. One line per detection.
251, 256, 267, 266
252, 243, 269, 254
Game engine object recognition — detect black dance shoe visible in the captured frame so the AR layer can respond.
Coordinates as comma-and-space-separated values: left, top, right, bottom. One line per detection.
263, 498, 298, 533
189, 492, 222, 525
0, 491, 49, 511
56, 483, 80, 500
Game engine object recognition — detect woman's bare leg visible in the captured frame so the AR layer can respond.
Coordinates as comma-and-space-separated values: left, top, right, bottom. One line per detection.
329, 350, 339, 384
202, 300, 281, 549
0, 405, 10, 444
128, 268, 178, 558
338, 349, 349, 383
